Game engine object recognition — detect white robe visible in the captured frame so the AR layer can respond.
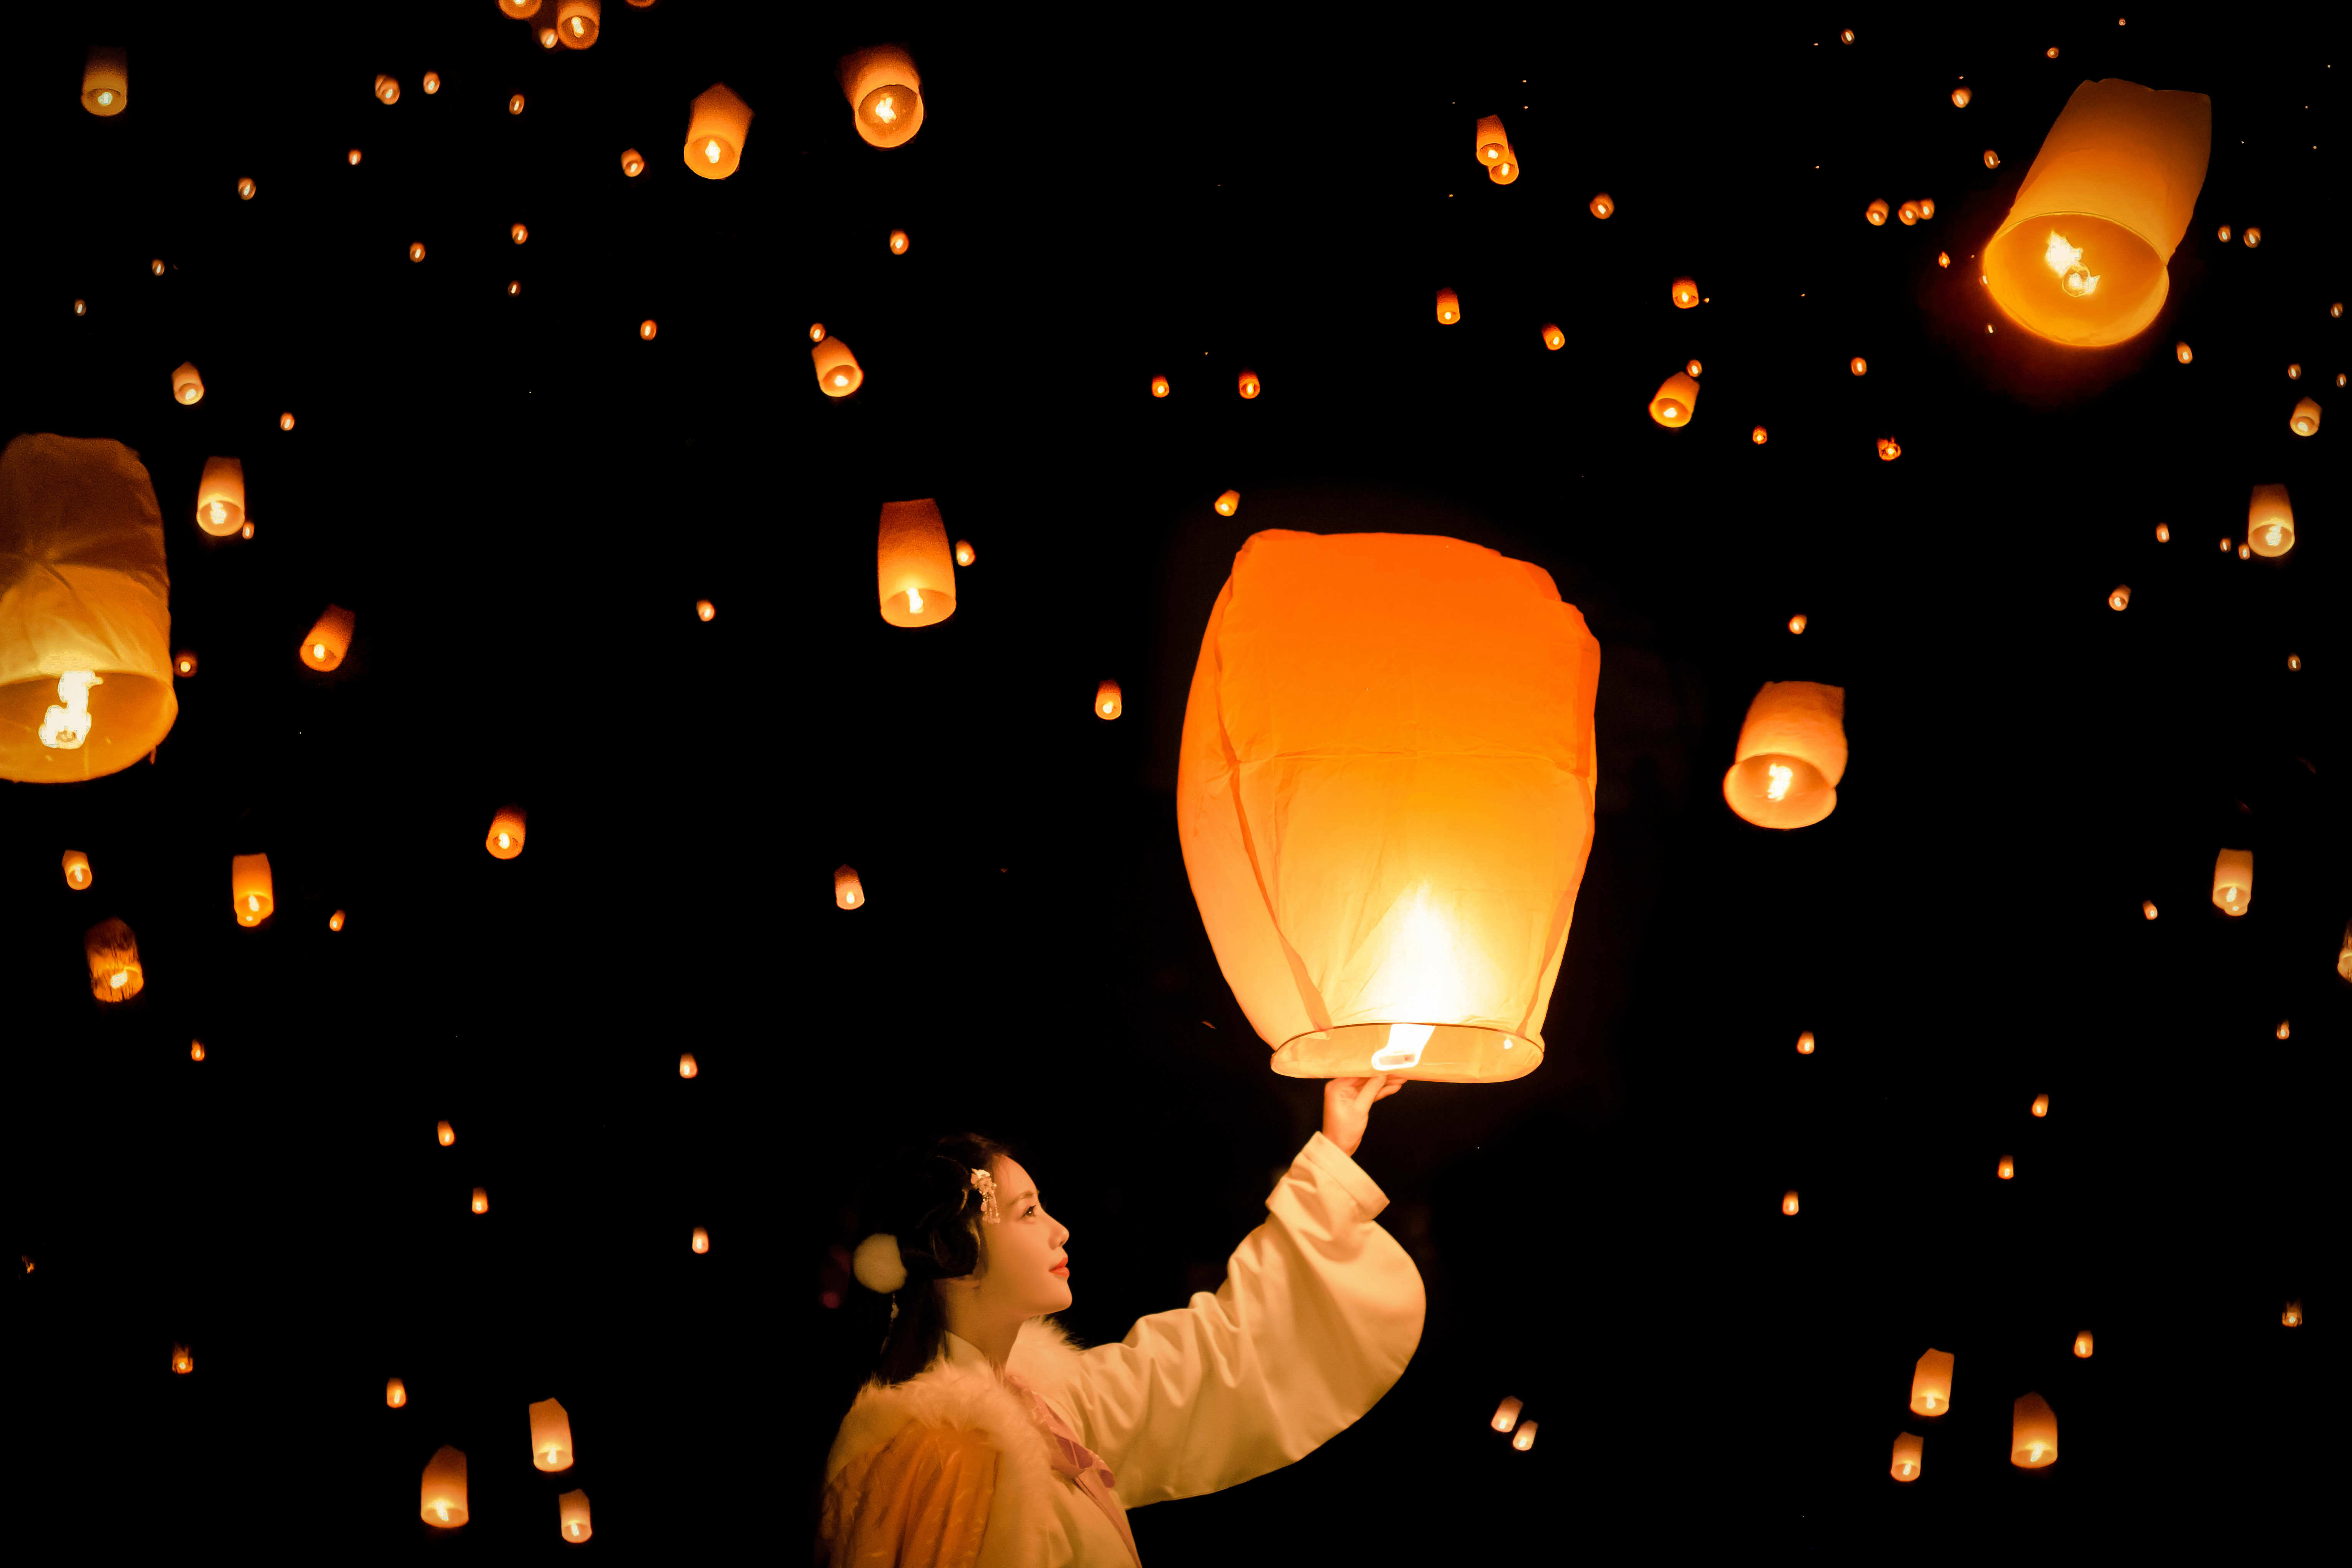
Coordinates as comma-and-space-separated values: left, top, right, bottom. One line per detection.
820, 1129, 1427, 1566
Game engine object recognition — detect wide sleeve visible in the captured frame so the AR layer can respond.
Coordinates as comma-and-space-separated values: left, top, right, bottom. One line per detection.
1054, 1129, 1425, 1507
817, 1422, 998, 1568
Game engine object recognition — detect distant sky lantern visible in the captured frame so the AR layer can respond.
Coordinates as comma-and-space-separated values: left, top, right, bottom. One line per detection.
1984, 149, 2000, 169
1918, 199, 1936, 219
83, 46, 128, 115
1152, 375, 1170, 396
1475, 114, 1509, 165
348, 148, 362, 164
500, 0, 542, 15
1910, 1349, 1955, 1416
2108, 585, 2130, 611
1590, 194, 1613, 219
695, 598, 715, 620
487, 806, 527, 859
2011, 1394, 2058, 1468
1787, 613, 1804, 633
421, 1446, 468, 1528
375, 75, 399, 104
1672, 277, 1699, 308
190, 1040, 203, 1060
1781, 1190, 1800, 1216
1723, 681, 1846, 829
176, 651, 196, 675
888, 229, 909, 255
2277, 1020, 2290, 1039
437, 1120, 454, 1146
2244, 227, 2260, 247
1488, 152, 1518, 185
1543, 325, 1565, 350
1215, 490, 1241, 516
621, 149, 643, 177
2288, 398, 2321, 436
75, 299, 86, 314
841, 45, 923, 148
173, 1344, 192, 1374
557, 0, 600, 46
1952, 87, 1971, 108
1491, 1396, 1522, 1433
1997, 1155, 2014, 1179
538, 26, 558, 48
2211, 847, 2251, 915
196, 457, 245, 535
813, 338, 863, 396
2246, 484, 2294, 556
2287, 654, 2299, 670
1753, 426, 1769, 444
1891, 1433, 1924, 1481
328, 909, 345, 932
809, 323, 826, 344
685, 82, 754, 176
1898, 202, 1919, 226
2335, 303, 2345, 318
472, 1187, 489, 1214
151, 258, 165, 276
2284, 1299, 2304, 1327
2219, 536, 2233, 552
387, 1378, 407, 1407
640, 320, 657, 340
2032, 1093, 2049, 1117
678, 1052, 698, 1077
1686, 359, 1702, 376
509, 94, 526, 115
530, 1398, 575, 1471
279, 413, 294, 431
2216, 225, 2231, 242
1177, 530, 1600, 1084
691, 1227, 709, 1254
2073, 1331, 2093, 1358
877, 499, 956, 627
2155, 523, 2170, 541
512, 223, 529, 244
1850, 356, 1867, 375
1981, 80, 2211, 346
954, 540, 975, 566
1877, 437, 1901, 461
1096, 680, 1123, 719
231, 853, 274, 927
300, 605, 355, 671
2176, 341, 2192, 363
1239, 368, 1261, 398
560, 1491, 593, 1543
1436, 288, 1460, 324
423, 72, 439, 94
1648, 371, 1700, 428
86, 917, 143, 1001
1866, 199, 1889, 226
2142, 899, 2158, 920
173, 363, 204, 404
237, 177, 255, 200
62, 851, 92, 889
1796, 1031, 1815, 1054
507, 281, 519, 295
835, 865, 864, 908
1511, 1422, 1538, 1452
409, 242, 426, 262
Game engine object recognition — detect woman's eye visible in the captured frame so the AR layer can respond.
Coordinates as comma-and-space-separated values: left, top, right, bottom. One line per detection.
1026, 1205, 1039, 1217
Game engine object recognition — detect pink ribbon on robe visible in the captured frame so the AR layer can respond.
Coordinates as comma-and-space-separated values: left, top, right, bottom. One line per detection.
1003, 1372, 1142, 1566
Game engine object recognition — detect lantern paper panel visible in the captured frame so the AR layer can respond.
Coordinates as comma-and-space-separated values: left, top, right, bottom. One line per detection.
877, 500, 956, 627
300, 605, 355, 671
2212, 848, 2252, 916
2246, 485, 2293, 556
1722, 681, 1847, 829
1909, 1348, 1955, 1416
231, 853, 274, 926
685, 83, 754, 177
560, 1490, 592, 1542
814, 338, 863, 396
2011, 1393, 2058, 1468
1891, 1432, 1923, 1482
0, 436, 180, 782
487, 806, 527, 859
841, 46, 922, 148
530, 1397, 575, 1471
83, 46, 128, 115
1176, 530, 1601, 1084
1981, 80, 2212, 346
421, 1445, 469, 1527
85, 917, 143, 1002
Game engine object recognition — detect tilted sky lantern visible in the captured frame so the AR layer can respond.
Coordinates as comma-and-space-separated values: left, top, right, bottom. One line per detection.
85, 917, 143, 1002
2288, 397, 2321, 437
1723, 682, 1846, 829
684, 83, 753, 178
1866, 199, 1889, 226
835, 866, 864, 908
1648, 371, 1700, 428
1891, 1433, 1923, 1482
420, 1445, 468, 1527
560, 1490, 592, 1543
813, 337, 862, 396
877, 500, 956, 627
2074, 1330, 2094, 1358
620, 149, 643, 177
1215, 489, 1241, 516
1909, 1348, 1955, 1416
2211, 847, 2252, 915
1490, 1396, 1522, 1433
0, 435, 177, 782
841, 45, 923, 148
83, 46, 127, 115
62, 850, 92, 888
1781, 1190, 1800, 1216
1475, 114, 1509, 166
2011, 1393, 2059, 1468
437, 1120, 454, 1146
2032, 1093, 2049, 1117
172, 363, 203, 404
1511, 1422, 1538, 1452
1177, 530, 1601, 1084
678, 1052, 698, 1077
472, 1187, 489, 1213
530, 1397, 576, 1471
487, 806, 527, 859
1590, 194, 1614, 219
2247, 485, 2294, 557
300, 605, 354, 671
1980, 79, 2212, 347
1671, 277, 1699, 308
386, 1377, 406, 1407
231, 853, 273, 927
556, 0, 600, 46
196, 458, 244, 535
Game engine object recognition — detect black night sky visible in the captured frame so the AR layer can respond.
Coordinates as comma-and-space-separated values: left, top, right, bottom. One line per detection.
2, 5, 2344, 1560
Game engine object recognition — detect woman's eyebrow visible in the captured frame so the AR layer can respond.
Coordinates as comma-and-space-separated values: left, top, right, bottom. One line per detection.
1006, 1189, 1036, 1207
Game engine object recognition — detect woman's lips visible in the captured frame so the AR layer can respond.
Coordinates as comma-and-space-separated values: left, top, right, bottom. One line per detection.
1049, 1264, 1070, 1276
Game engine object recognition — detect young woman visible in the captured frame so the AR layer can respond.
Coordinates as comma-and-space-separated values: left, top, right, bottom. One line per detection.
818, 1074, 1422, 1566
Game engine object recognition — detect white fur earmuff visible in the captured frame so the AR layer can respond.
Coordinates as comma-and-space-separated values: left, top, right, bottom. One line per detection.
852, 1232, 908, 1294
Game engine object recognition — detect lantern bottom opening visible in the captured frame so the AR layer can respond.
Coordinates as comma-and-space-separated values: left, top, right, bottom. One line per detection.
1722, 755, 1838, 830
1981, 212, 2169, 348
0, 673, 178, 782
1273, 1022, 1541, 1084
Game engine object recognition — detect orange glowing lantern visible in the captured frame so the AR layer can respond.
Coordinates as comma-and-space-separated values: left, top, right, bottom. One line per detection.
172, 1344, 192, 1374
1672, 277, 1699, 309
2011, 1394, 2057, 1468
74, 300, 86, 315
1096, 680, 1124, 719
2045, 46, 2059, 58
695, 599, 715, 622
500, 0, 541, 15
954, 540, 975, 566
1754, 427, 1769, 445
560, 1491, 593, 1543
691, 1227, 709, 1253
196, 457, 244, 536
530, 1398, 575, 1471
190, 1040, 204, 1061
1877, 438, 1902, 461
2142, 900, 2158, 920
1850, 356, 1867, 376
1723, 682, 1845, 829
1841, 28, 1855, 42
877, 499, 956, 627
2175, 341, 2194, 364
409, 242, 426, 262
387, 1378, 407, 1407
423, 73, 439, 94
487, 807, 526, 859
640, 320, 657, 341
1899, 202, 1920, 226
1787, 614, 1805, 633
507, 281, 520, 296
176, 651, 196, 675
511, 223, 529, 245
2288, 654, 2301, 670
1984, 149, 2001, 169
2335, 303, 2345, 318
1177, 530, 1600, 1084
2277, 1021, 2290, 1039
279, 412, 294, 432
1511, 1422, 1538, 1452
421, 1446, 469, 1527
2247, 484, 2294, 556
62, 850, 92, 889
1543, 325, 1565, 350
842, 46, 922, 148
679, 1052, 698, 1077
2289, 364, 2304, 381
328, 909, 345, 932
173, 363, 204, 404
2108, 585, 2130, 611
348, 148, 361, 164
2211, 848, 2251, 915
621, 149, 643, 177
1215, 490, 1241, 516
1590, 194, 1614, 219
835, 865, 865, 909
1795, 1031, 1815, 1054
2155, 523, 2170, 541
300, 605, 355, 671
1952, 87, 1971, 108
231, 853, 274, 927
537, 27, 557, 49
86, 917, 143, 1002
437, 1120, 454, 1146
2073, 1331, 2093, 1358
1782, 1190, 1800, 1216
2288, 398, 2321, 437
1491, 1396, 1522, 1433
1997, 1155, 2014, 1179
2244, 227, 2261, 247
1891, 1433, 1924, 1481
1436, 288, 1460, 324
1239, 368, 1261, 398
151, 259, 164, 276
1152, 375, 1170, 397
237, 177, 255, 200
557, 0, 600, 46
1649, 371, 1700, 428
1910, 1349, 1955, 1416
1939, 252, 1951, 267
509, 93, 526, 114
83, 46, 128, 115
1866, 199, 1889, 226
375, 75, 399, 105
1686, 360, 1703, 377
471, 1188, 488, 1214
2032, 1093, 2049, 1117
888, 229, 909, 255
2216, 225, 2231, 242
814, 338, 862, 397
2219, 536, 2233, 553
1475, 115, 1509, 166
2284, 1299, 2303, 1327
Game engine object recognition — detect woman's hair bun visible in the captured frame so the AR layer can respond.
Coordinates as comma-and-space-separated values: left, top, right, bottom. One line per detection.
852, 1232, 908, 1294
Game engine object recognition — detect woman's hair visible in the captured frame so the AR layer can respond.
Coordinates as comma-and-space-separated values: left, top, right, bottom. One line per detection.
859, 1130, 1021, 1386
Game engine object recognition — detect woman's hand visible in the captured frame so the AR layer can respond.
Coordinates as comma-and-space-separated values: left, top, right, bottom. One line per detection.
1321, 1074, 1404, 1159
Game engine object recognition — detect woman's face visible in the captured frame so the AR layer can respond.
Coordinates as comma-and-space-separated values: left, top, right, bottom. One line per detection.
969, 1156, 1072, 1318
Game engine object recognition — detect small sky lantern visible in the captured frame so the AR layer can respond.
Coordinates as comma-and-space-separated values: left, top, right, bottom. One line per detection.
421, 1446, 469, 1528
1939, 252, 1951, 267
2335, 303, 2345, 318
511, 223, 529, 245
2216, 225, 2231, 242
1787, 613, 1805, 633
538, 26, 559, 48
1976, 78, 2211, 341
237, 177, 255, 200
507, 281, 520, 296
500, 0, 542, 16
2219, 536, 2233, 552
348, 148, 362, 165
1877, 437, 1902, 461
2284, 1300, 2303, 1327
240, 520, 252, 539
83, 46, 128, 115
487, 806, 527, 859
1997, 1155, 2014, 1179
2142, 899, 2158, 920
1754, 426, 1769, 445
2108, 585, 2130, 611
1543, 325, 1565, 350
176, 651, 197, 675
509, 94, 526, 115
151, 259, 165, 276
387, 1377, 407, 1407
375, 75, 399, 105
813, 338, 863, 396
1511, 1422, 1538, 1452
621, 149, 644, 177
877, 499, 956, 627
2289, 363, 2303, 380
2073, 1331, 2094, 1359
2011, 1393, 2058, 1469
835, 865, 864, 909
1781, 1190, 1800, 1216
2287, 654, 2300, 670
2288, 398, 2321, 437
1096, 680, 1123, 720
1898, 202, 1920, 226
231, 853, 273, 927
173, 363, 204, 404
300, 605, 355, 671
1984, 149, 2001, 169
1866, 199, 1890, 226
190, 1040, 204, 1061
679, 1052, 698, 1078
530, 1398, 576, 1472
1671, 277, 1699, 309
560, 1490, 593, 1543
1918, 199, 1936, 219
328, 909, 346, 932
1891, 1433, 1924, 1482
696, 598, 715, 621
1796, 1031, 1815, 1054
1475, 114, 1509, 166
1590, 194, 1614, 219
437, 1120, 454, 1147
1723, 681, 1846, 830
841, 45, 923, 148
85, 917, 143, 1001
2211, 847, 2252, 916
173, 1344, 193, 1374
2155, 523, 2170, 541
809, 323, 827, 344
1686, 359, 1702, 377
2032, 1093, 2049, 1117
1849, 356, 1867, 376
2045, 46, 2059, 57
1177, 530, 1599, 1084
1491, 1396, 1522, 1433
409, 242, 426, 262
196, 457, 244, 536
1952, 86, 1971, 108
640, 320, 657, 340
1239, 368, 1261, 398
1488, 153, 1518, 185
279, 412, 295, 432
557, 0, 600, 46
423, 72, 439, 94
1215, 490, 1241, 516
1648, 371, 1700, 428
2277, 1020, 2291, 1040
2247, 484, 2294, 556
1436, 288, 1460, 324
1910, 1349, 1955, 1416
472, 1187, 489, 1214
954, 540, 975, 566
889, 229, 909, 255
691, 1227, 709, 1254
685, 82, 754, 176
74, 299, 86, 315
62, 851, 92, 889
2244, 227, 2261, 247
1152, 374, 1170, 397
2175, 341, 2195, 364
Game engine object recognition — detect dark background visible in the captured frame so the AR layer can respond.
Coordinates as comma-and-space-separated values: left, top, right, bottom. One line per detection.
2, 4, 2344, 1559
